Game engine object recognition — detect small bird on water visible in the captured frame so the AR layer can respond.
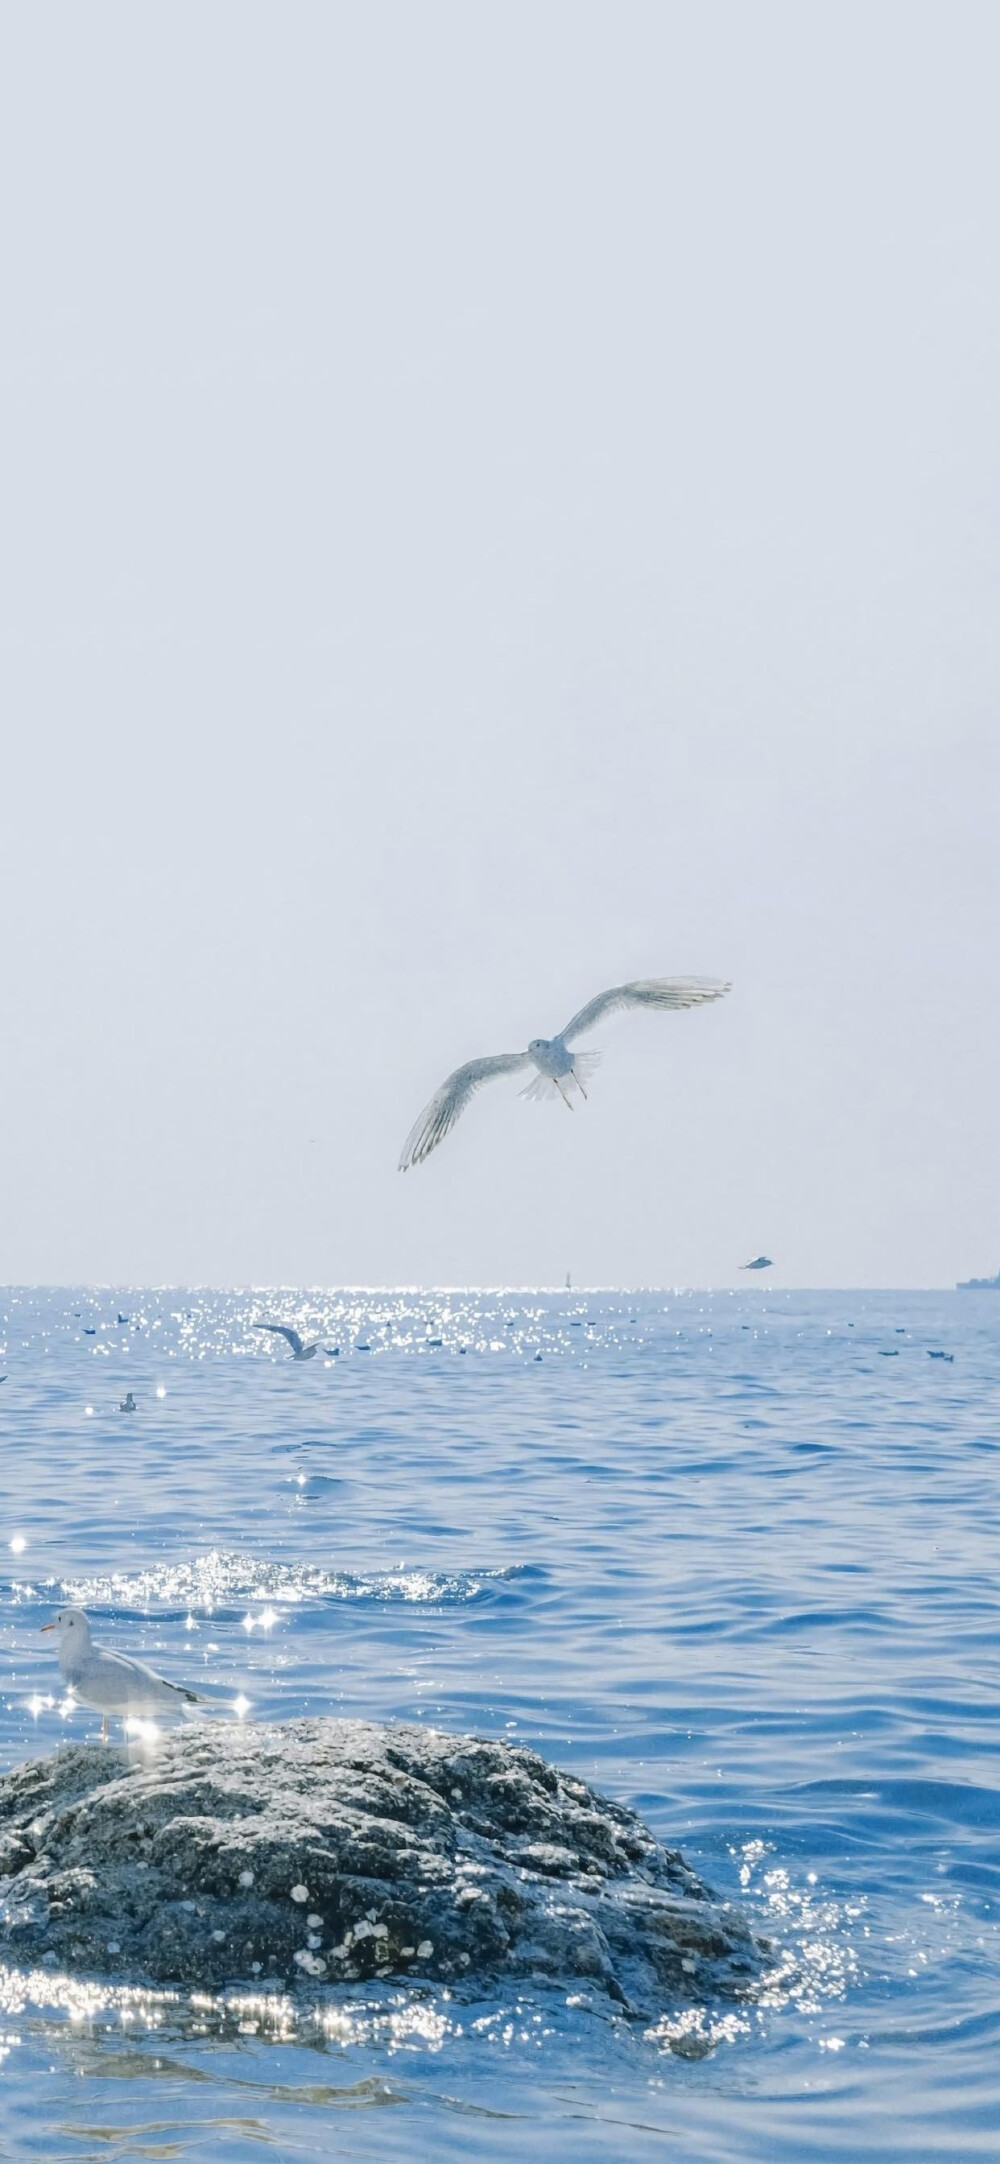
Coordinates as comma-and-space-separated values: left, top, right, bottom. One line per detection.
252, 1322, 319, 1361
41, 1607, 205, 1743
119, 1391, 137, 1412
399, 975, 730, 1169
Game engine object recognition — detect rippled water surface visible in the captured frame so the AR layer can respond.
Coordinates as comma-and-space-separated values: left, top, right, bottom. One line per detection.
0, 1285, 998, 2160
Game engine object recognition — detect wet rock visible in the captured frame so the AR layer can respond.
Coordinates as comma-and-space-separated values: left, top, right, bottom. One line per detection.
0, 1719, 765, 2012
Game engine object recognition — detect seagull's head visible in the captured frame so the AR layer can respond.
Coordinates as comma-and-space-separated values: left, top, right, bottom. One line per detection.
528, 1037, 551, 1058
41, 1606, 91, 1641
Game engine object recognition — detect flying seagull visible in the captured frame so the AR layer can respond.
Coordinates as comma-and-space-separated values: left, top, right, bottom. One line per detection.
253, 1322, 319, 1361
741, 1256, 772, 1271
41, 1606, 205, 1743
398, 975, 730, 1170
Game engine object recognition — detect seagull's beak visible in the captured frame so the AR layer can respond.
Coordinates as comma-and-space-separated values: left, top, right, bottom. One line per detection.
40, 1622, 56, 1633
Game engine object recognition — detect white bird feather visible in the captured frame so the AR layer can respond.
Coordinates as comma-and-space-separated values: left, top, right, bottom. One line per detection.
399, 1053, 531, 1170
252, 1322, 319, 1360
560, 975, 731, 1043
41, 1607, 204, 1737
399, 975, 730, 1169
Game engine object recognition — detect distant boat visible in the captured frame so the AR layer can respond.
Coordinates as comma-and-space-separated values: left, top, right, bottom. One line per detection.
957, 1268, 1000, 1290
741, 1256, 772, 1272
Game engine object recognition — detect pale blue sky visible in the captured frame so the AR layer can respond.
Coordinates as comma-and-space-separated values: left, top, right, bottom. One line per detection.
1, 2, 997, 1287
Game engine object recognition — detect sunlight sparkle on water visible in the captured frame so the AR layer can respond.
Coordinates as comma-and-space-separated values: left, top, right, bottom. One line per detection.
124, 1718, 161, 1745
61, 1549, 506, 1613
0, 1284, 995, 2156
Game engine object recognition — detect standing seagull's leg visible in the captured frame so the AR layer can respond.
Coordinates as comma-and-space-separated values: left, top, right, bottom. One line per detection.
101, 1716, 109, 1745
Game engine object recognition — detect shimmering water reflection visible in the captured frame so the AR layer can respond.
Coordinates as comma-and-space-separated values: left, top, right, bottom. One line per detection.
0, 1286, 997, 2159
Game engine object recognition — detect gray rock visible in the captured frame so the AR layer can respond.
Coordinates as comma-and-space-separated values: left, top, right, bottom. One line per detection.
0, 1719, 765, 2013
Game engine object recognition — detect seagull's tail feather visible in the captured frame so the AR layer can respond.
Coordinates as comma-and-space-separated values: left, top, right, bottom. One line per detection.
177, 1685, 208, 1711
522, 1053, 601, 1103
520, 1072, 565, 1102
179, 1691, 219, 1721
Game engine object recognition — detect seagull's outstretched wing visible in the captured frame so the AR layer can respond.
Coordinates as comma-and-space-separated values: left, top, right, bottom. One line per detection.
399, 1053, 531, 1170
560, 977, 731, 1044
253, 1322, 304, 1355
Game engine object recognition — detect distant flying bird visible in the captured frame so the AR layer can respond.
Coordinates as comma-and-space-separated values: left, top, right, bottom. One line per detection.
253, 1322, 319, 1361
741, 1256, 773, 1272
41, 1606, 204, 1743
398, 975, 730, 1170
119, 1391, 137, 1413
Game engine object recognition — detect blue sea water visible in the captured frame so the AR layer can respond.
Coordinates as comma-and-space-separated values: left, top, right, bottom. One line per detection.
0, 1285, 997, 2162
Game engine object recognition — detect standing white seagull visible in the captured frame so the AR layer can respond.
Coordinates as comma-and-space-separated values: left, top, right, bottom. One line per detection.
41, 1607, 205, 1742
252, 1322, 319, 1360
399, 975, 731, 1170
